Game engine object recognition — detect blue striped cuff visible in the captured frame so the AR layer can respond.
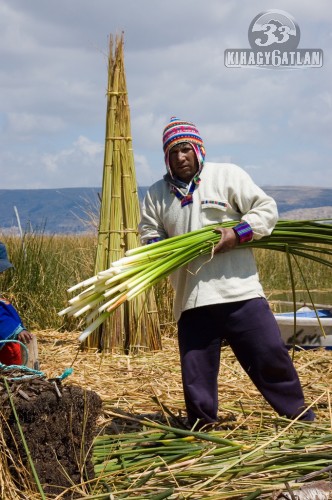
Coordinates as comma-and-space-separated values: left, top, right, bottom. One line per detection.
233, 221, 253, 244
146, 237, 163, 245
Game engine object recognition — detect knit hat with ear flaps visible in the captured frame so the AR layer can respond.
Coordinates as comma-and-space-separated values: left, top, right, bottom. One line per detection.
162, 117, 206, 175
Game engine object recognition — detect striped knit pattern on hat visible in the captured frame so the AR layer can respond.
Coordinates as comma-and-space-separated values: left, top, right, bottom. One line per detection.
162, 117, 206, 176
163, 117, 204, 154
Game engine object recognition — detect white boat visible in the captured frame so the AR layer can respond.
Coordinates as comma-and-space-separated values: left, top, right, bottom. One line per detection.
274, 306, 332, 350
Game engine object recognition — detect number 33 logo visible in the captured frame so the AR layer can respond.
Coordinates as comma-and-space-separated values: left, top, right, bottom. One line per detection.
255, 23, 291, 46
248, 10, 301, 51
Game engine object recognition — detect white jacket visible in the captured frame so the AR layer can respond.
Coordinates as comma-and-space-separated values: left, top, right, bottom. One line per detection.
139, 162, 278, 321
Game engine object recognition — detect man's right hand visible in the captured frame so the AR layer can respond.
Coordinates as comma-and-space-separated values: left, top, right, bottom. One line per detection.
213, 227, 239, 254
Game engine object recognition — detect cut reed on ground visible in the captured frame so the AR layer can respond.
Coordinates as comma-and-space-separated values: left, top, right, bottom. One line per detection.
91, 417, 332, 499
59, 219, 332, 342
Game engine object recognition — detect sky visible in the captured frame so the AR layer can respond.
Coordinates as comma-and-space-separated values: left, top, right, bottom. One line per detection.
0, 0, 331, 190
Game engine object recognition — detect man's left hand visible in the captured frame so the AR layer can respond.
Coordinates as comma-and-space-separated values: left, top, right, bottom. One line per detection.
213, 227, 239, 254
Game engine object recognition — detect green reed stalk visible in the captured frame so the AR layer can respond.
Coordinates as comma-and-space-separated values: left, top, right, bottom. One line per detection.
4, 379, 46, 499
90, 417, 332, 499
60, 219, 332, 342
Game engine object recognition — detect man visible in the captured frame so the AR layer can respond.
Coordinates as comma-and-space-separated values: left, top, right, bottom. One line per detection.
0, 242, 33, 365
139, 117, 314, 428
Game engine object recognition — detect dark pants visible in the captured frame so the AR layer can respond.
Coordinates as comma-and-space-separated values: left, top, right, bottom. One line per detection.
177, 298, 315, 427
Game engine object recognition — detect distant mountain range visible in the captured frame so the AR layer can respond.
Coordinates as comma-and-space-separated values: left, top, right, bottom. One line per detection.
1, 186, 331, 234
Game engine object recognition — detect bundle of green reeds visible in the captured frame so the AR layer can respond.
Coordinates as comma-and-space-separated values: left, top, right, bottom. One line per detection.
60, 219, 332, 343
91, 34, 161, 352
91, 417, 332, 499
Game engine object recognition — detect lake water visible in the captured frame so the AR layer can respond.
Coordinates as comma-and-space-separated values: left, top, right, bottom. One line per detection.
268, 289, 332, 312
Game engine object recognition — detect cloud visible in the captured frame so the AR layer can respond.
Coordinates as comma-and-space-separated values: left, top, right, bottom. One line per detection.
288, 90, 332, 144
0, 136, 104, 189
0, 0, 331, 189
134, 153, 162, 186
203, 121, 262, 145
40, 135, 104, 179
6, 113, 65, 136
241, 149, 330, 188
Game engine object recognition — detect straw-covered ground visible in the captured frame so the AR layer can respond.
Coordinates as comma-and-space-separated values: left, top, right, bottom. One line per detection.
2, 329, 332, 499
37, 329, 331, 428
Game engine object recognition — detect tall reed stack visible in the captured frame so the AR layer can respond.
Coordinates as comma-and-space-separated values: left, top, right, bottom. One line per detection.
88, 34, 161, 352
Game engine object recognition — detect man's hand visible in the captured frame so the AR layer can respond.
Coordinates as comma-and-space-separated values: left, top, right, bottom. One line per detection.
18, 330, 33, 344
213, 227, 239, 254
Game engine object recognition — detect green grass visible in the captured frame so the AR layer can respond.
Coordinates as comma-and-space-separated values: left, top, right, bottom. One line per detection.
0, 232, 95, 331
0, 232, 330, 332
254, 247, 332, 297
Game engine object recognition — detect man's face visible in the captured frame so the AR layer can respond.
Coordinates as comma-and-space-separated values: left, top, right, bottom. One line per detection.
169, 142, 198, 183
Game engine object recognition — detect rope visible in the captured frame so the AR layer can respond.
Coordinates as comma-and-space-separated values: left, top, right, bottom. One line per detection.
0, 362, 46, 381
98, 229, 138, 235
0, 363, 73, 382
106, 136, 132, 140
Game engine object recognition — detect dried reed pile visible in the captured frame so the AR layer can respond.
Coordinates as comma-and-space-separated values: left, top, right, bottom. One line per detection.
32, 329, 332, 499
90, 33, 161, 353
0, 422, 36, 500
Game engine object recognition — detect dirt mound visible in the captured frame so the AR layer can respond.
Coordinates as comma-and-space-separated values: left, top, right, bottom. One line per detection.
0, 369, 102, 498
